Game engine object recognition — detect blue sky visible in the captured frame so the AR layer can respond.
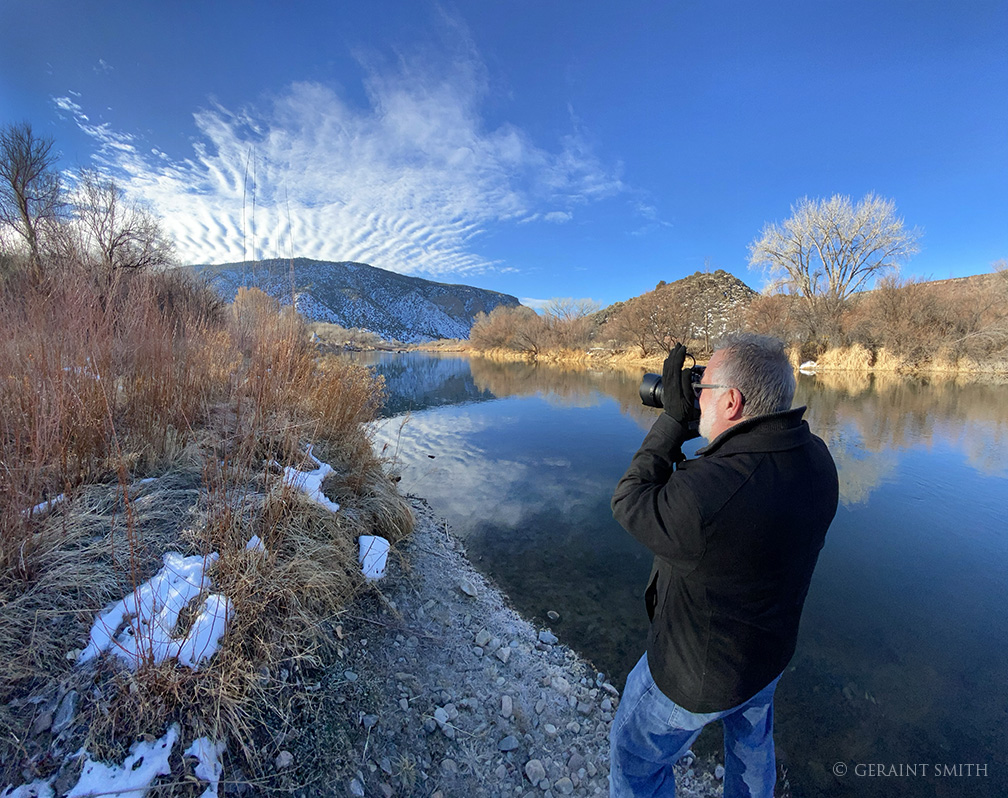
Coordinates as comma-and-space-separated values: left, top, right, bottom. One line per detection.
1, 1, 1005, 307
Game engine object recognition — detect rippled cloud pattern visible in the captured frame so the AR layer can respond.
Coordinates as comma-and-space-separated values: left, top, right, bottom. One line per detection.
56, 53, 622, 275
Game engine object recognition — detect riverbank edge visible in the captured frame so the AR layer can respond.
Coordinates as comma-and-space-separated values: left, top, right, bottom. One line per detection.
415, 343, 1008, 378
309, 496, 725, 798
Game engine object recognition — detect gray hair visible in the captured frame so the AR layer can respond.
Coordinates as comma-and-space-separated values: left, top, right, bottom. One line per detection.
711, 333, 795, 417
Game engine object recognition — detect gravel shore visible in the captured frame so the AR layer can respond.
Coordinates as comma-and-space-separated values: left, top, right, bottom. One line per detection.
303, 498, 724, 798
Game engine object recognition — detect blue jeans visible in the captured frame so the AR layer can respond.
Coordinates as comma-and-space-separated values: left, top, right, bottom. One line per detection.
610, 653, 781, 798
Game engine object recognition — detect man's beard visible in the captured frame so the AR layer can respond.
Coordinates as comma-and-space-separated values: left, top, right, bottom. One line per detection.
698, 409, 712, 441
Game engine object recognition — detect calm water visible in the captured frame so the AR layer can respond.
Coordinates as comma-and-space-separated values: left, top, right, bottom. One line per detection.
356, 351, 1008, 797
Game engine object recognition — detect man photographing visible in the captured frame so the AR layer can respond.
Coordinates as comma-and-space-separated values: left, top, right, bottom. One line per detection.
609, 334, 839, 797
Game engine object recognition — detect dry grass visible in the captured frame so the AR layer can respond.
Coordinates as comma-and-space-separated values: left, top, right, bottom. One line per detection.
0, 262, 413, 787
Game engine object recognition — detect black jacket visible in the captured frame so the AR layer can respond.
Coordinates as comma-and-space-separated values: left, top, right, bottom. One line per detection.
612, 408, 839, 713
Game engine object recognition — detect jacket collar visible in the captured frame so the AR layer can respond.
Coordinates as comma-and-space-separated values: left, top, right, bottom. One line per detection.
696, 406, 810, 456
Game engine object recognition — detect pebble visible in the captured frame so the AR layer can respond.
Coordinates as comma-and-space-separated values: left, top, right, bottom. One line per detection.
441, 758, 458, 774
535, 699, 547, 714
547, 610, 560, 621
600, 698, 613, 713
275, 750, 294, 769
349, 778, 365, 797
459, 578, 479, 597
495, 763, 509, 780
399, 698, 409, 711
495, 646, 512, 664
544, 723, 557, 736
554, 776, 574, 795
501, 695, 513, 718
567, 753, 586, 773
538, 630, 558, 645
475, 629, 493, 647
434, 707, 449, 726
550, 676, 571, 695
524, 759, 546, 784
344, 670, 358, 682
715, 765, 725, 780
498, 735, 520, 751
576, 701, 592, 715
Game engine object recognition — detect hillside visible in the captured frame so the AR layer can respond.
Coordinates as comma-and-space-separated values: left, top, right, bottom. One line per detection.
196, 258, 521, 343
597, 269, 757, 352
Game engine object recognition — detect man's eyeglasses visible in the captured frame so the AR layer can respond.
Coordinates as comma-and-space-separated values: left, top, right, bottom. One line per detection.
692, 383, 731, 398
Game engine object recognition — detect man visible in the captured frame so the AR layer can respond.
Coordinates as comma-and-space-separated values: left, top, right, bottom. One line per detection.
609, 334, 839, 798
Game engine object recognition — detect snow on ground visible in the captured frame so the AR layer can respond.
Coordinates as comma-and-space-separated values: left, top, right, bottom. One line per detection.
67, 725, 179, 798
78, 552, 230, 671
274, 445, 340, 512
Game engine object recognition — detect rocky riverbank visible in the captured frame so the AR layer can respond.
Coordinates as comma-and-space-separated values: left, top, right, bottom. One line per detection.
300, 498, 724, 798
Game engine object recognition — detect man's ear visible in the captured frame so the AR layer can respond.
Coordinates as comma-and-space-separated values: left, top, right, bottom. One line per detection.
724, 388, 745, 421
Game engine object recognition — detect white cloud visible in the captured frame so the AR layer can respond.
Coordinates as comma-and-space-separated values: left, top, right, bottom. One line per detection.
543, 211, 573, 224
55, 41, 623, 276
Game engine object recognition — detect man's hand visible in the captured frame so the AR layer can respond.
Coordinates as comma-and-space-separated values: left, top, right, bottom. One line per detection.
661, 344, 701, 436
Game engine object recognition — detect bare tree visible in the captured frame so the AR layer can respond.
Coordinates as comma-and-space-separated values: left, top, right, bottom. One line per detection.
0, 122, 63, 276
749, 193, 920, 343
73, 168, 173, 272
543, 297, 600, 350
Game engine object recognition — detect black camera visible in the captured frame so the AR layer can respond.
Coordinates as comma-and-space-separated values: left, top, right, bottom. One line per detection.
639, 363, 705, 409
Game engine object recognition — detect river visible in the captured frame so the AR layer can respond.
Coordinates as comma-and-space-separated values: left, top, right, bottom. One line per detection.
354, 350, 1007, 797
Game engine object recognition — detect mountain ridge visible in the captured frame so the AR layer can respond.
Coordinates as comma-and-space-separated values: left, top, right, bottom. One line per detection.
195, 258, 521, 343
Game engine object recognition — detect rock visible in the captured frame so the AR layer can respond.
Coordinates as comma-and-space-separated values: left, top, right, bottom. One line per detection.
544, 723, 557, 736
423, 717, 438, 734
362, 714, 379, 731
495, 646, 511, 664
349, 778, 365, 797
498, 735, 520, 752
586, 761, 597, 777
399, 698, 409, 711
554, 777, 574, 795
550, 676, 571, 695
380, 757, 393, 776
538, 630, 558, 645
434, 707, 449, 726
600, 698, 613, 713
547, 610, 560, 621
715, 764, 725, 780
501, 695, 513, 718
459, 578, 479, 597
576, 701, 592, 715
343, 670, 358, 682
380, 784, 394, 798
52, 690, 78, 736
275, 750, 294, 769
566, 721, 581, 734
525, 759, 547, 784
567, 753, 586, 773
495, 763, 509, 780
535, 699, 546, 714
30, 708, 54, 737
441, 758, 458, 774
475, 629, 493, 647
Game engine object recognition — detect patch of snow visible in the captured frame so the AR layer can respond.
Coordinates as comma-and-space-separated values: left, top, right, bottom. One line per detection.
358, 535, 390, 581
79, 552, 230, 670
185, 737, 227, 798
275, 445, 340, 512
67, 724, 178, 798
245, 535, 266, 553
1, 780, 54, 798
24, 494, 65, 518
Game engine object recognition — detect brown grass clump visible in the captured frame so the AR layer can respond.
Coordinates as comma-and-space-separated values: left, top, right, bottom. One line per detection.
0, 260, 413, 788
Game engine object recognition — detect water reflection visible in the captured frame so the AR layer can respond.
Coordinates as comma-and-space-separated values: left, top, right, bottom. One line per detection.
364, 353, 1008, 798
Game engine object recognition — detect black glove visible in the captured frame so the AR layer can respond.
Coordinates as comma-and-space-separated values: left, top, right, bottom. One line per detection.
662, 344, 701, 436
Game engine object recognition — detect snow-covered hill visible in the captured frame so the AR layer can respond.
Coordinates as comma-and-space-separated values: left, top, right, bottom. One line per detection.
195, 258, 521, 343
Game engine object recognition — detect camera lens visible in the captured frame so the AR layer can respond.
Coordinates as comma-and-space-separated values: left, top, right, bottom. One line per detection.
639, 373, 663, 408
